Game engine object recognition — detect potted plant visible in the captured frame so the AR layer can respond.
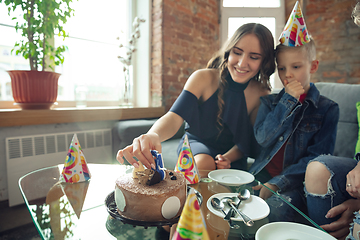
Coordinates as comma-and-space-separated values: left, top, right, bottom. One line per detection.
0, 0, 75, 109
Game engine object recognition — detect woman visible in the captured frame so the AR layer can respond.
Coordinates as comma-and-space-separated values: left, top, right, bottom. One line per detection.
117, 23, 275, 178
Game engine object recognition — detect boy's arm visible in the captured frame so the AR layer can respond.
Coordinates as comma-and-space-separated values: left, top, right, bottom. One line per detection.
267, 102, 340, 192
254, 92, 301, 148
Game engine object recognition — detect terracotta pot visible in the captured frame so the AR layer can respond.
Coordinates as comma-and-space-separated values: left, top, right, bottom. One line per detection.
7, 70, 60, 109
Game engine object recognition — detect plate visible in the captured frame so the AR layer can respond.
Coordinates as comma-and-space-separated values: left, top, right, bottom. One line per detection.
255, 222, 336, 240
208, 169, 254, 186
207, 193, 270, 221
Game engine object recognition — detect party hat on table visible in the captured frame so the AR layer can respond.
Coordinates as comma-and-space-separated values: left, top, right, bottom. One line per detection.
172, 188, 209, 240
60, 134, 91, 183
175, 135, 199, 184
279, 1, 310, 47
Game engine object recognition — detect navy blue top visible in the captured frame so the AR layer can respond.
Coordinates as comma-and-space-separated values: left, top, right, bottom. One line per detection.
170, 74, 259, 160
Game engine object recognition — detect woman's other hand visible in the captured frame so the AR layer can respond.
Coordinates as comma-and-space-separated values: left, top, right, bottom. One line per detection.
215, 154, 231, 169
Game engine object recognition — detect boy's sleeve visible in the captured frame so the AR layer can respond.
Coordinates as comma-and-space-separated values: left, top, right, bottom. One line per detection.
268, 101, 340, 192
254, 92, 301, 148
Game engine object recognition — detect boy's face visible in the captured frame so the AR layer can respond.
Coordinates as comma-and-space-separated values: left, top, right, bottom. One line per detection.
276, 47, 318, 94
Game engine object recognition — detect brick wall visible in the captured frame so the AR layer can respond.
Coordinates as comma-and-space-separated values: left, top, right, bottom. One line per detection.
151, 0, 360, 110
151, 0, 220, 110
303, 0, 360, 84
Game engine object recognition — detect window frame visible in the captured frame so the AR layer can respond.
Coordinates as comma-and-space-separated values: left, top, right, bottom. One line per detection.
0, 0, 151, 109
220, 0, 285, 89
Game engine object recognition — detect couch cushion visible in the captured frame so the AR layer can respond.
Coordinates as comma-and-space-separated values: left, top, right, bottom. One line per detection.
315, 82, 360, 158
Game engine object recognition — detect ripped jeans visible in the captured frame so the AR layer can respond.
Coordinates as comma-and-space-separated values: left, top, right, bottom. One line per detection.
305, 155, 357, 225
347, 211, 360, 240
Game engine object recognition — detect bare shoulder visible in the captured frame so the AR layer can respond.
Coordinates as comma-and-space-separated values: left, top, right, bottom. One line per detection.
184, 69, 219, 98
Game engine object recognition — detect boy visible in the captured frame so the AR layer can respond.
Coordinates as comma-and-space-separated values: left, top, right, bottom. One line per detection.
248, 1, 339, 222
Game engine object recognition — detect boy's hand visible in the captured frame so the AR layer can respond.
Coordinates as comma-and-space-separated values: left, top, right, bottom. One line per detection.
283, 79, 305, 100
252, 182, 279, 200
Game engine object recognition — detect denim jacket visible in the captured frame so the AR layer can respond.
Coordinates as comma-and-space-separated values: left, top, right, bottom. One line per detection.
249, 83, 339, 192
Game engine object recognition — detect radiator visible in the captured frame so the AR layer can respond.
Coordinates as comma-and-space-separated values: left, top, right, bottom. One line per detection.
6, 129, 113, 206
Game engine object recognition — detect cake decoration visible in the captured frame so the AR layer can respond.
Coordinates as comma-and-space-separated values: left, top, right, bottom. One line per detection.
132, 161, 145, 178
151, 150, 166, 180
136, 168, 162, 186
172, 188, 209, 240
161, 196, 181, 219
175, 135, 200, 184
60, 134, 91, 183
279, 1, 310, 47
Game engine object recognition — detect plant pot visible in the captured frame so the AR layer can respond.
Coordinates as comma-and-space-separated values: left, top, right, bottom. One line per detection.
7, 70, 60, 110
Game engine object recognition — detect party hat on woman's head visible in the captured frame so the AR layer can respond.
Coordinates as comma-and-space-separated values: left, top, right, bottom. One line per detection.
279, 1, 310, 47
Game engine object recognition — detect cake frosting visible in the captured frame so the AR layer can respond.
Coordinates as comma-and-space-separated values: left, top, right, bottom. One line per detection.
115, 169, 187, 222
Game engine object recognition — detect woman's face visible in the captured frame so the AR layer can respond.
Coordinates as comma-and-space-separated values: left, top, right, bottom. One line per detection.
227, 33, 263, 84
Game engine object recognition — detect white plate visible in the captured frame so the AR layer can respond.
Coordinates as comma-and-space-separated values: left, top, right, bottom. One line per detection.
255, 222, 336, 240
207, 193, 270, 221
208, 169, 255, 186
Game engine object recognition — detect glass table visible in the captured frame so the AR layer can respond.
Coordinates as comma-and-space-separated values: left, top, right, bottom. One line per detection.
19, 164, 325, 240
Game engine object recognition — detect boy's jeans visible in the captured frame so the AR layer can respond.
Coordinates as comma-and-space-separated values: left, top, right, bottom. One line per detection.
305, 155, 357, 225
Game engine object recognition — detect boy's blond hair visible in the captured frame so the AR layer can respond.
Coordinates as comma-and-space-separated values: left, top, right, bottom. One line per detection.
275, 38, 317, 63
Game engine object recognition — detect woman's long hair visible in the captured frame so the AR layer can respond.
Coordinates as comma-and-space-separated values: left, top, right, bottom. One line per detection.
207, 23, 275, 129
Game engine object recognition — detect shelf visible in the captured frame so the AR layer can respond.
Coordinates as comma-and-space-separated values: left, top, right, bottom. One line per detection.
0, 107, 165, 127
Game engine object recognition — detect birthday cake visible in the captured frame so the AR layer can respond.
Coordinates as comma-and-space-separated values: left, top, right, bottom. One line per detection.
114, 150, 187, 222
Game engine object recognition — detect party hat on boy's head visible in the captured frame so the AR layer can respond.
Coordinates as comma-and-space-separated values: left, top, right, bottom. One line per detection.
172, 188, 209, 240
279, 1, 310, 47
60, 134, 91, 183
175, 135, 200, 184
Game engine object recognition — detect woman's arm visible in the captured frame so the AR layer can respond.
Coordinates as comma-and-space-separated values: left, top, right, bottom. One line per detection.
117, 69, 218, 169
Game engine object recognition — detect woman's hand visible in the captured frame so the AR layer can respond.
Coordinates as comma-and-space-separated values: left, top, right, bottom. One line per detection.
320, 199, 360, 239
215, 154, 231, 169
116, 132, 162, 169
252, 182, 279, 200
346, 162, 360, 198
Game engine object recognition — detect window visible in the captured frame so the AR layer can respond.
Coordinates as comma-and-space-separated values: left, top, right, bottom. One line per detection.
0, 0, 151, 108
221, 0, 285, 89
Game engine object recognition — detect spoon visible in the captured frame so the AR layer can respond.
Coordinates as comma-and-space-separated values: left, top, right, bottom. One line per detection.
226, 188, 252, 219
211, 197, 240, 229
226, 198, 254, 227
236, 189, 251, 208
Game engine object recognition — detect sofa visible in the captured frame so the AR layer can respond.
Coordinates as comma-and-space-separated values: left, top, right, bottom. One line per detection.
315, 82, 360, 159
112, 119, 185, 169
112, 82, 360, 169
